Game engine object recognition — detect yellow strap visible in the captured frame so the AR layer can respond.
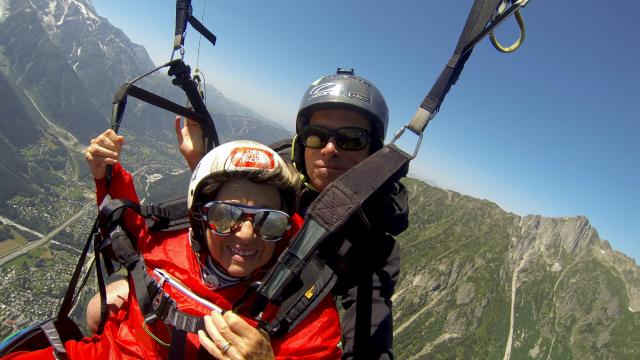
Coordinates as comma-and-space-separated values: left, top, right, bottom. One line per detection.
490, 9, 526, 53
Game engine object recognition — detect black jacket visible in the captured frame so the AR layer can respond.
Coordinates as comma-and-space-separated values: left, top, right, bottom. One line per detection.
271, 138, 409, 360
300, 181, 408, 360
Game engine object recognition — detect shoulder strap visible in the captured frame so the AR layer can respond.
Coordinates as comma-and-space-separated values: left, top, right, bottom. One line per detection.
140, 197, 190, 231
257, 145, 410, 305
262, 256, 337, 336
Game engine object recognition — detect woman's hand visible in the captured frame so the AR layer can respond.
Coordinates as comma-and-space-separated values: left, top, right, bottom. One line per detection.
198, 311, 275, 360
85, 129, 124, 179
175, 116, 205, 171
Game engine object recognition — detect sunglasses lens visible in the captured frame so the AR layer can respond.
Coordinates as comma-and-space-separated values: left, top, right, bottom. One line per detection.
302, 127, 328, 149
254, 211, 289, 240
336, 128, 369, 151
204, 202, 289, 240
302, 126, 369, 151
207, 203, 243, 233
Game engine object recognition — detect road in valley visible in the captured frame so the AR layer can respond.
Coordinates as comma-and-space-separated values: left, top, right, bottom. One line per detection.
0, 203, 94, 267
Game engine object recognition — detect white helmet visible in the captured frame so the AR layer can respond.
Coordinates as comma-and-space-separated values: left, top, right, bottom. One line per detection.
187, 140, 297, 215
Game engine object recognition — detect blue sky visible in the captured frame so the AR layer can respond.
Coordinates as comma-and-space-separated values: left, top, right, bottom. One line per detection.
93, 1, 640, 262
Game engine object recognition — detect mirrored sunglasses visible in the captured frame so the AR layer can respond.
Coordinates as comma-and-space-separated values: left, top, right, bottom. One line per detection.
201, 201, 290, 241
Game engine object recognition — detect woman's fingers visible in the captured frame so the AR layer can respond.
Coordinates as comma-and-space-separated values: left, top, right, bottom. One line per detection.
199, 311, 275, 360
88, 143, 119, 161
198, 328, 227, 359
202, 313, 239, 359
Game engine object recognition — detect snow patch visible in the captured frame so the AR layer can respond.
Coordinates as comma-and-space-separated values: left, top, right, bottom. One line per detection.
0, 0, 9, 22
630, 307, 636, 313
600, 249, 606, 254
551, 262, 562, 272
42, 13, 56, 27
72, 0, 99, 22
48, 0, 57, 14
72, 62, 79, 71
77, 46, 82, 57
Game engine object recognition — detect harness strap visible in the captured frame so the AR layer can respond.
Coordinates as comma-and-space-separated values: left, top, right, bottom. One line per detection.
140, 198, 190, 231
174, 0, 217, 52
263, 256, 337, 336
169, 328, 188, 360
409, 0, 529, 134
57, 218, 99, 319
93, 233, 108, 334
98, 200, 206, 338
40, 321, 67, 360
174, 0, 189, 51
258, 145, 410, 304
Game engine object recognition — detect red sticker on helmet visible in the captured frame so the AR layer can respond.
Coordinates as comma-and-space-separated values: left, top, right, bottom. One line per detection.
229, 147, 275, 169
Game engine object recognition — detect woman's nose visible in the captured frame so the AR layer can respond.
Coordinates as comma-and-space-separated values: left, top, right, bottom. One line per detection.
234, 220, 255, 242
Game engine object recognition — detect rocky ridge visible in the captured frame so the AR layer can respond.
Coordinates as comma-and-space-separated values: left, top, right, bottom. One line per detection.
393, 178, 640, 359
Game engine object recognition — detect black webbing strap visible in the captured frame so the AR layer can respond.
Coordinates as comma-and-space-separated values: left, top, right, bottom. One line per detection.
174, 0, 217, 51
57, 218, 99, 319
169, 328, 188, 360
408, 0, 526, 134
168, 60, 219, 151
40, 321, 67, 360
98, 199, 205, 338
353, 273, 373, 360
174, 0, 191, 51
257, 145, 410, 304
188, 15, 217, 47
140, 198, 190, 231
263, 256, 337, 336
123, 84, 211, 125
93, 234, 108, 334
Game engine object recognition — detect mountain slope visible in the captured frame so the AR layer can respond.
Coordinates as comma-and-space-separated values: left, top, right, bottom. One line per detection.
0, 0, 291, 240
393, 178, 640, 359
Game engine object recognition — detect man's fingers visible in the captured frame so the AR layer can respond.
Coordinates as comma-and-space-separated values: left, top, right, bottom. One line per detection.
174, 116, 184, 143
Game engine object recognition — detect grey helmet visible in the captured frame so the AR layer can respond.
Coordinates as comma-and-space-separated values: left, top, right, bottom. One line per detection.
295, 68, 389, 150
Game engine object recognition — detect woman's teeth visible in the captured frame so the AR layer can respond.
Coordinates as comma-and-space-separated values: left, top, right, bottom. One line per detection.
229, 247, 258, 256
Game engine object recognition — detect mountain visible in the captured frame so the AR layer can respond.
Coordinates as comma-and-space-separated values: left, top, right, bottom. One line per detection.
393, 178, 640, 359
0, 0, 291, 243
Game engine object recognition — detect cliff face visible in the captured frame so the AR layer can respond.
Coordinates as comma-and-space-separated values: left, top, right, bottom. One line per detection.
393, 178, 640, 359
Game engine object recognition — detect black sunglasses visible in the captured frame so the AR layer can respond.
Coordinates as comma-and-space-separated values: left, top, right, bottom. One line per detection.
201, 201, 290, 241
300, 125, 370, 151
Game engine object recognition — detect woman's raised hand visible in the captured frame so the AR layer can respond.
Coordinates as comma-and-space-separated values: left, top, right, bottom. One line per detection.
85, 129, 124, 179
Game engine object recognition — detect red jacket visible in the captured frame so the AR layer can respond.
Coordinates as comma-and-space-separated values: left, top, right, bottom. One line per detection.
3, 164, 341, 360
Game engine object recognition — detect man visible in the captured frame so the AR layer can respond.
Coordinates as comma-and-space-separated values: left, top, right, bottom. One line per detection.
288, 68, 407, 359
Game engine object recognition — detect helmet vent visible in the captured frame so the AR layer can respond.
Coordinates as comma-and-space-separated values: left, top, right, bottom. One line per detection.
348, 92, 371, 103
336, 67, 355, 75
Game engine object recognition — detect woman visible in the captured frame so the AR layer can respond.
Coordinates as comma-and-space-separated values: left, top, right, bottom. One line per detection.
3, 131, 342, 359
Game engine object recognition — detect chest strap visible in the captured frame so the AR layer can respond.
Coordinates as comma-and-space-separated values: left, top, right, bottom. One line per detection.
97, 199, 208, 338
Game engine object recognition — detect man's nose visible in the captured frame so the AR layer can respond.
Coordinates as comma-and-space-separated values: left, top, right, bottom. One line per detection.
320, 136, 338, 155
